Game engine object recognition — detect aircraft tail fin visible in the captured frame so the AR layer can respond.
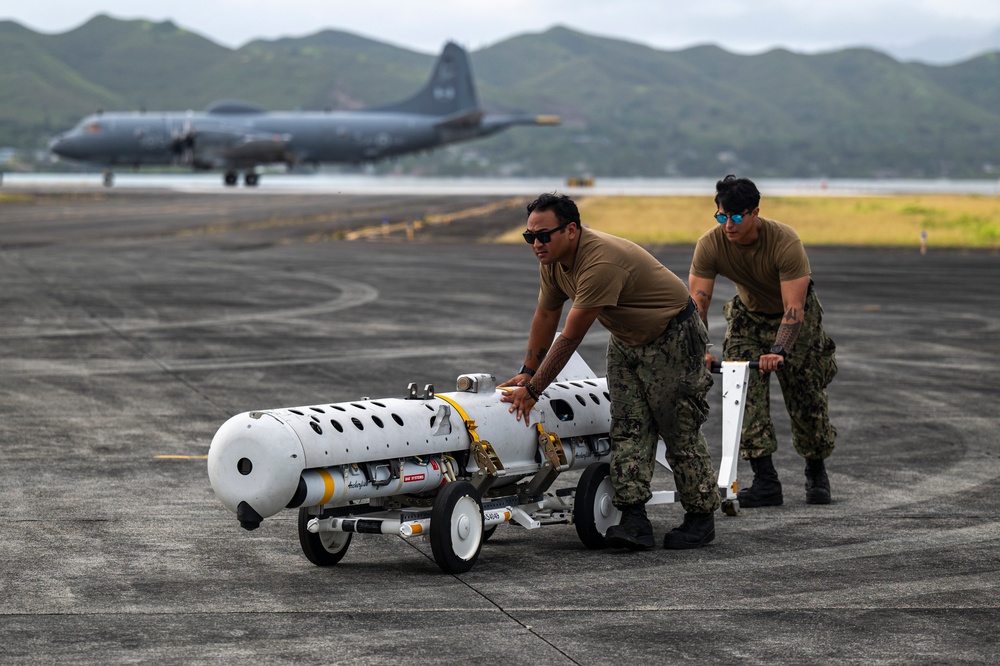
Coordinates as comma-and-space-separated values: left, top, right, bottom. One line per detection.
373, 42, 479, 116
554, 351, 597, 382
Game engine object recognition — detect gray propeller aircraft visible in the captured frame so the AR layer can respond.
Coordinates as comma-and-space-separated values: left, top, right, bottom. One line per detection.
50, 42, 559, 187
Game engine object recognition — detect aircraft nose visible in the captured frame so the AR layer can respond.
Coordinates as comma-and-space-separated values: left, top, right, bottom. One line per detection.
49, 132, 90, 159
49, 133, 73, 157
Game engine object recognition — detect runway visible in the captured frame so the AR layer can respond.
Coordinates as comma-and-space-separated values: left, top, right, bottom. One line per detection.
1, 189, 998, 664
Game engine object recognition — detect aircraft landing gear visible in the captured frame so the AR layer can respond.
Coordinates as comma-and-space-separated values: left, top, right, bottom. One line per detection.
102, 170, 114, 187
223, 171, 238, 186
244, 172, 259, 187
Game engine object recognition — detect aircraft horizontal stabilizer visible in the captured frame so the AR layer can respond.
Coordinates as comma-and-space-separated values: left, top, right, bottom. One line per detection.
473, 113, 563, 138
433, 110, 484, 130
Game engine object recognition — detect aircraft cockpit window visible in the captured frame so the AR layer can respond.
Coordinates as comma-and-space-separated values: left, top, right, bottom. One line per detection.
84, 122, 102, 134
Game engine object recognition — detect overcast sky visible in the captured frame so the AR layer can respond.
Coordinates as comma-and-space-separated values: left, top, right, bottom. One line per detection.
3, 0, 1000, 61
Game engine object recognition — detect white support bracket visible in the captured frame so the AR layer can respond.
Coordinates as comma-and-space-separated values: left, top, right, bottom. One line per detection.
650, 361, 750, 513
717, 361, 751, 505
509, 506, 541, 530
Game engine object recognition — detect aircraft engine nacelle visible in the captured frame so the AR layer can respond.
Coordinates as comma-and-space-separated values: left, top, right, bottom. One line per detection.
207, 371, 613, 532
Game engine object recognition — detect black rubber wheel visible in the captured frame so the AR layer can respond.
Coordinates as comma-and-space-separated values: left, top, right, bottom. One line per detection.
482, 525, 498, 542
574, 462, 621, 549
430, 481, 484, 574
298, 507, 352, 566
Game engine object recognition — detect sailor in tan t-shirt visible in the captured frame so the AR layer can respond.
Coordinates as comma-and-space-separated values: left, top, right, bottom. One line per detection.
500, 193, 719, 550
689, 175, 838, 508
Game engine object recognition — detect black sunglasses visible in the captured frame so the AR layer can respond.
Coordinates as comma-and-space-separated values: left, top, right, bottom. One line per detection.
523, 222, 569, 244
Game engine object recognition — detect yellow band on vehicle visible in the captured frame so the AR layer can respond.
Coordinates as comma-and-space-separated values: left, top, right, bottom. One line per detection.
434, 394, 482, 443
318, 467, 336, 505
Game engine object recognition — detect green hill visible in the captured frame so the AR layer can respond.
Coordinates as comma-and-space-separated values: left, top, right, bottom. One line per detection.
1, 16, 998, 178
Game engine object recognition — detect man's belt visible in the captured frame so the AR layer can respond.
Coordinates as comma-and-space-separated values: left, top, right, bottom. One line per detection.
673, 298, 697, 326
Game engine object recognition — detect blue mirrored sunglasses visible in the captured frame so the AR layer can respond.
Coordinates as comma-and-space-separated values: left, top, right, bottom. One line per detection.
715, 212, 745, 225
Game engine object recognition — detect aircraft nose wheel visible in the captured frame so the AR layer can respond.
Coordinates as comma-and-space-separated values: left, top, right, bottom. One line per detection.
430, 481, 484, 574
573, 462, 621, 549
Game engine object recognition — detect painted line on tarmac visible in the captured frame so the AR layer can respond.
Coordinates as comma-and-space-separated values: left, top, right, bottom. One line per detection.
0, 270, 379, 338
340, 198, 526, 242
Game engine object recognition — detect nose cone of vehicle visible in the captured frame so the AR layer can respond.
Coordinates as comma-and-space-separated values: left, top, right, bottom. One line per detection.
207, 412, 306, 522
49, 133, 80, 159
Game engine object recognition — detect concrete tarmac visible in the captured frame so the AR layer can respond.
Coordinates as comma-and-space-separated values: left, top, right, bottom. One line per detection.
1, 188, 998, 664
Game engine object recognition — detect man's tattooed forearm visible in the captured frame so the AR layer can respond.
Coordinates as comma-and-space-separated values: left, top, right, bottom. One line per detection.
774, 321, 802, 350
531, 336, 581, 393
694, 289, 712, 324
527, 346, 548, 367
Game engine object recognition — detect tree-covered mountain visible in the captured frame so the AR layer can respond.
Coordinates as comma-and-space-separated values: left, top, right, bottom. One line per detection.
2, 15, 998, 178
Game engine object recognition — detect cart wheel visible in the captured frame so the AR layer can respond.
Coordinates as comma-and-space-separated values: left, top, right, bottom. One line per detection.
298, 507, 352, 566
430, 481, 484, 574
722, 499, 740, 517
574, 462, 621, 549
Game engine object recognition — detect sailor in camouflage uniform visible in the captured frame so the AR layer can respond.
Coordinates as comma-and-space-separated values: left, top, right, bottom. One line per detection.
501, 193, 719, 550
689, 175, 838, 507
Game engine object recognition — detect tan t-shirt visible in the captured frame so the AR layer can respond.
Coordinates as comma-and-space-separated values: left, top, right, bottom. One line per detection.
690, 217, 811, 315
539, 227, 690, 346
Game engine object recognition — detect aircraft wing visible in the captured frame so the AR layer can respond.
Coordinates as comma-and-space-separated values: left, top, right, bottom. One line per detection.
217, 132, 293, 162
187, 130, 294, 168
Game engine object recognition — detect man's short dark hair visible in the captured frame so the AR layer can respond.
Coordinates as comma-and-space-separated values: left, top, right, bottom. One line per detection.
715, 175, 760, 214
527, 192, 581, 228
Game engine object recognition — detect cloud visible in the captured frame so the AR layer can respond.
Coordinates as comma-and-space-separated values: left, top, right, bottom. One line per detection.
2, 0, 999, 61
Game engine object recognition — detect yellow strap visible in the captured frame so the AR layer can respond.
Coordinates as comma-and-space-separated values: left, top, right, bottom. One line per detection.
535, 421, 555, 442
434, 394, 481, 443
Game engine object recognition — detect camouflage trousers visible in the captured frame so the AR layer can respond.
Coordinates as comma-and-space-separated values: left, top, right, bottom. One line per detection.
607, 310, 720, 513
722, 288, 838, 461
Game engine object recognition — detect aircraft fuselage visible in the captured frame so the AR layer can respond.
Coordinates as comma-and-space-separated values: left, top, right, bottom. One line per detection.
51, 110, 455, 169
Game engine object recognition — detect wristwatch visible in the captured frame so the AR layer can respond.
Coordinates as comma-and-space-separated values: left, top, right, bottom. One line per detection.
518, 364, 536, 376
769, 344, 787, 359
